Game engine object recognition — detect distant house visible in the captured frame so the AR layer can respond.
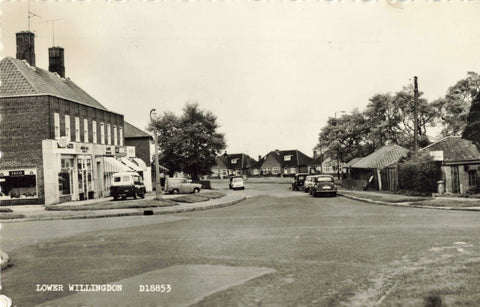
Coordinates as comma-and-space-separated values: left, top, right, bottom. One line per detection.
346, 144, 409, 191
308, 154, 324, 174
419, 136, 480, 194
211, 153, 257, 178
252, 149, 312, 176
123, 121, 153, 192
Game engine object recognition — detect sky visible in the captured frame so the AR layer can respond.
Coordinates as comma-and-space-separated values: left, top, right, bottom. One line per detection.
1, 0, 480, 159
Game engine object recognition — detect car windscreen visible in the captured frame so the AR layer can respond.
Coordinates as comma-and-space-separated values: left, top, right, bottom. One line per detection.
317, 177, 334, 182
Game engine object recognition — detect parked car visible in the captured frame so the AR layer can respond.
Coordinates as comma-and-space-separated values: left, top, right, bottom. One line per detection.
304, 175, 322, 193
292, 173, 309, 191
229, 176, 245, 190
310, 175, 337, 197
165, 178, 202, 194
110, 172, 146, 200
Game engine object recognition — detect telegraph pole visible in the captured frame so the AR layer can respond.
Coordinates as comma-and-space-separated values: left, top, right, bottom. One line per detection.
413, 76, 419, 158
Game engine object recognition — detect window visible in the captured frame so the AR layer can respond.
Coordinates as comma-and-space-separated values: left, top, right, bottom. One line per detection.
84, 119, 89, 143
119, 127, 123, 146
107, 124, 111, 145
221, 169, 227, 177
54, 113, 60, 140
92, 121, 97, 144
263, 168, 271, 174
100, 122, 105, 144
113, 125, 118, 146
284, 155, 292, 161
231, 158, 238, 164
59, 158, 73, 195
64, 115, 71, 141
468, 170, 477, 187
75, 117, 80, 142
0, 169, 38, 199
272, 167, 280, 175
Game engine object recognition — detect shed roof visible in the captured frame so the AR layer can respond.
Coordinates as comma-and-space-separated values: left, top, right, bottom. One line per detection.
351, 144, 409, 169
419, 136, 480, 162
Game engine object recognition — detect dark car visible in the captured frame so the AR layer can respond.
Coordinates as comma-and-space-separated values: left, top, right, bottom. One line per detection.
310, 175, 337, 197
292, 173, 309, 191
110, 172, 146, 200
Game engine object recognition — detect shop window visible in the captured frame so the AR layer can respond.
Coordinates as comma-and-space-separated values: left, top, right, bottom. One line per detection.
59, 158, 74, 196
0, 169, 38, 199
468, 170, 477, 187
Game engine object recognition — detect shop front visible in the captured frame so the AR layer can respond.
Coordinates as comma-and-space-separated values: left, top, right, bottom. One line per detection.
0, 168, 38, 200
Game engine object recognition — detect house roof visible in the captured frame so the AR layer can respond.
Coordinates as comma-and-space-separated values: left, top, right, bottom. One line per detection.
351, 144, 409, 169
419, 136, 480, 162
309, 154, 324, 166
124, 121, 151, 139
255, 149, 312, 168
216, 153, 257, 170
0, 56, 112, 112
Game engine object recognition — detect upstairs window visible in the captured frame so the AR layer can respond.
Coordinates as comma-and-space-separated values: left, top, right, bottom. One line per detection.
107, 123, 111, 145
54, 113, 60, 140
75, 117, 80, 142
119, 127, 123, 146
113, 125, 118, 146
231, 158, 238, 164
84, 119, 89, 143
64, 115, 71, 141
100, 123, 105, 145
92, 121, 97, 144
284, 155, 292, 161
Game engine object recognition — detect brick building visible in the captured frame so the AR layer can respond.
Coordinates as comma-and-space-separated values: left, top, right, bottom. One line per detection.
251, 149, 312, 176
0, 31, 144, 205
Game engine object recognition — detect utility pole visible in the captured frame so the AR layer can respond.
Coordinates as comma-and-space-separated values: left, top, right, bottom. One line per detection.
413, 76, 419, 158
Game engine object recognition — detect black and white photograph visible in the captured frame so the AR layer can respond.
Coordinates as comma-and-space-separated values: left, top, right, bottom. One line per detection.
1, 0, 480, 306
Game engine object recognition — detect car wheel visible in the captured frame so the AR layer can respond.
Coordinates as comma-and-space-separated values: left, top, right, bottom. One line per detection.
193, 188, 200, 193
113, 195, 118, 201
172, 189, 179, 194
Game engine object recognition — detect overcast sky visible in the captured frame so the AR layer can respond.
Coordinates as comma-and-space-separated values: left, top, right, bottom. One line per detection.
1, 1, 480, 159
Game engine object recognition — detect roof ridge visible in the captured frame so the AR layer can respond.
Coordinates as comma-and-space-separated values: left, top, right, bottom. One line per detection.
419, 135, 462, 152
5, 57, 38, 94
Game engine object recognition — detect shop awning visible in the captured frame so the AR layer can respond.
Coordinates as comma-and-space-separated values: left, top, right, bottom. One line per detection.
120, 157, 144, 172
131, 158, 147, 169
104, 157, 133, 173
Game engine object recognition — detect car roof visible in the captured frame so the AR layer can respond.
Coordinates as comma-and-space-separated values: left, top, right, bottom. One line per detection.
112, 172, 139, 177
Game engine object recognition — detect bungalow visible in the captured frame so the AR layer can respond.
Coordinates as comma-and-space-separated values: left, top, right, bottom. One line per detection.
419, 136, 480, 194
252, 149, 312, 176
346, 144, 409, 191
211, 153, 257, 178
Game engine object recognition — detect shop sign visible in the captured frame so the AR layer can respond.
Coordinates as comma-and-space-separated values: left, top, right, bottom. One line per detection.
9, 170, 25, 177
80, 146, 90, 153
126, 146, 136, 158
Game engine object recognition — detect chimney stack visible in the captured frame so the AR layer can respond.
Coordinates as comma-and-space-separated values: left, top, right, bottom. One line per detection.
16, 31, 36, 66
48, 47, 65, 78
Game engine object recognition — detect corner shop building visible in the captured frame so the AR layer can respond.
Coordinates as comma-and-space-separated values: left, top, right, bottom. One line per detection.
0, 31, 148, 205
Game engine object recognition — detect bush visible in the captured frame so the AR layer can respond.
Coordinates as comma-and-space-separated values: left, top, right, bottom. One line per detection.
398, 157, 441, 194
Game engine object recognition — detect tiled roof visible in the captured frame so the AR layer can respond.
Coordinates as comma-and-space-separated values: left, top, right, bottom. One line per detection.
309, 154, 324, 166
345, 157, 363, 168
256, 149, 312, 168
217, 153, 257, 170
124, 121, 151, 138
351, 144, 409, 169
419, 136, 480, 162
0, 56, 108, 111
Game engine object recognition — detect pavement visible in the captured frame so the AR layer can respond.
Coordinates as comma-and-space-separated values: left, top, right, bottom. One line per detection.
338, 189, 480, 211
0, 191, 246, 223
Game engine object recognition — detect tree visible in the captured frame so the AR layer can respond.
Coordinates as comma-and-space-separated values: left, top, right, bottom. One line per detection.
149, 103, 226, 180
462, 92, 480, 148
434, 71, 480, 136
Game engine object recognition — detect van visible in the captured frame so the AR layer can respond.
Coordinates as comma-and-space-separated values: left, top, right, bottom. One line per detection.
110, 172, 146, 200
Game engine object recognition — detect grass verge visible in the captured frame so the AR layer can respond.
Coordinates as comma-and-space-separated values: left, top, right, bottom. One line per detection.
0, 208, 13, 212
410, 199, 480, 208
0, 213, 26, 219
45, 199, 178, 211
174, 192, 225, 203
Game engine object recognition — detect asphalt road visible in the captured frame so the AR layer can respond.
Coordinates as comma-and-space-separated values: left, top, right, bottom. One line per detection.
3, 182, 480, 306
